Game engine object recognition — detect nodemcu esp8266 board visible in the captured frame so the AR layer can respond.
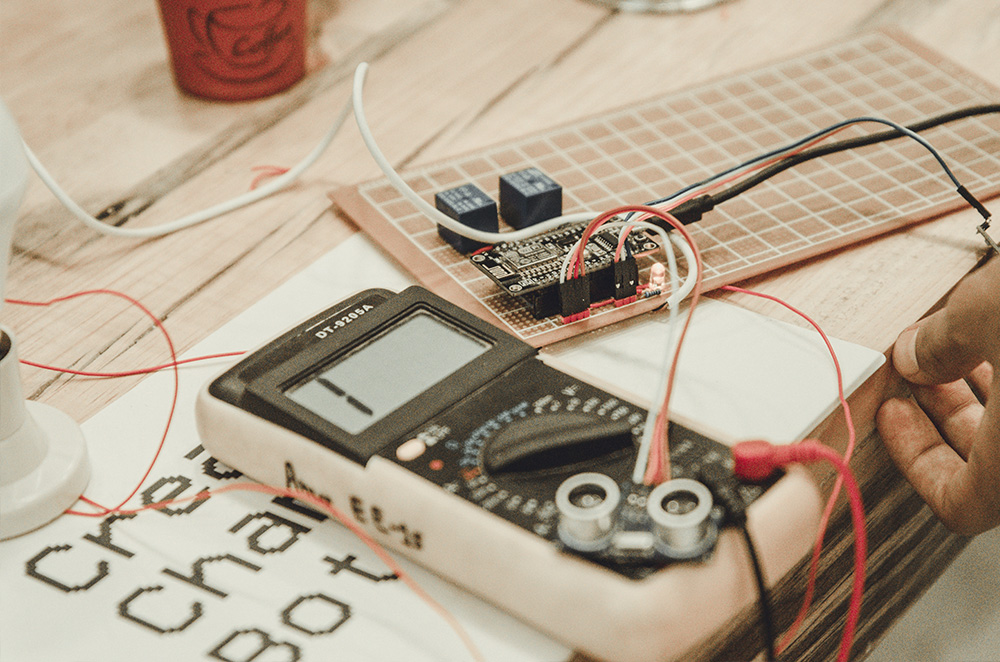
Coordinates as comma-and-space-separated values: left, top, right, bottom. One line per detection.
470, 223, 661, 320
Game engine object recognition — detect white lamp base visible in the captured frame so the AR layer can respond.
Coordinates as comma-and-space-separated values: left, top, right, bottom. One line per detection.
0, 329, 89, 540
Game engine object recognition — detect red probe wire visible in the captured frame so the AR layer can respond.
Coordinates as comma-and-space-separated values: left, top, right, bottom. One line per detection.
721, 285, 859, 655
721, 285, 865, 660
732, 439, 867, 662
559, 214, 865, 655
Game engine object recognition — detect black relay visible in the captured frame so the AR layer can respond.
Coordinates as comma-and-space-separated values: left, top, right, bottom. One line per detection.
435, 183, 498, 254
499, 168, 562, 230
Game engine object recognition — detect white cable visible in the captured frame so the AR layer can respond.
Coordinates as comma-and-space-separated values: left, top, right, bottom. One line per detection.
663, 233, 696, 308
23, 92, 355, 239
635, 226, 680, 480
548, 217, 694, 484
631, 234, 683, 484
352, 62, 595, 243
631, 230, 699, 482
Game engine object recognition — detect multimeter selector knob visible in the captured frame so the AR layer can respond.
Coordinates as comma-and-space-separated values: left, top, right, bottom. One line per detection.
483, 412, 635, 474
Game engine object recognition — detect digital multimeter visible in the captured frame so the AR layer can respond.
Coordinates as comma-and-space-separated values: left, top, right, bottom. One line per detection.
195, 286, 821, 662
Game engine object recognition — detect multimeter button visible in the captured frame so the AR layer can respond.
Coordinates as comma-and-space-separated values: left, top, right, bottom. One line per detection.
484, 413, 635, 474
396, 438, 427, 462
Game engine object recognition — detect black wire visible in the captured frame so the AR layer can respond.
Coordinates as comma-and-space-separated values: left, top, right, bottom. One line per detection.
699, 465, 779, 661
741, 522, 778, 662
710, 104, 1000, 206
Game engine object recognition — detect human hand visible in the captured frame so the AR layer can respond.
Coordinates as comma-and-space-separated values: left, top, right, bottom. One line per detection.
876, 256, 1000, 535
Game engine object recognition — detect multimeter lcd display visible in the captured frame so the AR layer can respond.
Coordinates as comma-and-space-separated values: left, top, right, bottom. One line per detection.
285, 310, 493, 434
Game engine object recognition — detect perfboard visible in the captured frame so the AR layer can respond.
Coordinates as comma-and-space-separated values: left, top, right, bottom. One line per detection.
333, 32, 1000, 346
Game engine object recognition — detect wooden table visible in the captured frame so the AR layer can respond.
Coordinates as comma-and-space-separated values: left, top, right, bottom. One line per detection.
2, 0, 997, 659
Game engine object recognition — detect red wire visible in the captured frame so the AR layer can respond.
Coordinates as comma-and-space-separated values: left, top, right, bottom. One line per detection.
657, 124, 856, 217
720, 285, 858, 653
561, 205, 705, 484
249, 165, 290, 190
567, 124, 857, 280
645, 223, 701, 484
568, 216, 604, 279
559, 205, 704, 484
733, 440, 866, 662
74, 495, 111, 515
618, 207, 703, 485
813, 445, 866, 662
19, 352, 245, 378
613, 225, 633, 262
6, 291, 179, 512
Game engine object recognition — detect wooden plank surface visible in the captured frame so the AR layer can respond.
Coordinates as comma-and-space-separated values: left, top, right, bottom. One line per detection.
3, 0, 999, 660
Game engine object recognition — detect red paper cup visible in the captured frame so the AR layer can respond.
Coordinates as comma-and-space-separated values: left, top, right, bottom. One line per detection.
157, 0, 306, 101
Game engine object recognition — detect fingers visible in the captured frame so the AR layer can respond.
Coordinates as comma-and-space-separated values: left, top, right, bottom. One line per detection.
877, 396, 965, 487
877, 393, 1000, 535
967, 361, 994, 403
877, 362, 1000, 534
908, 375, 985, 461
880, 258, 1000, 534
892, 258, 1000, 386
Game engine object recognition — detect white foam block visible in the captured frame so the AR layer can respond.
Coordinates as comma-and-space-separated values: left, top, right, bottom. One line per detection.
550, 298, 885, 444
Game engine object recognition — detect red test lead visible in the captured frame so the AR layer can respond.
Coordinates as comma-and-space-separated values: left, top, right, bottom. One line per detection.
732, 439, 868, 662
732, 439, 831, 481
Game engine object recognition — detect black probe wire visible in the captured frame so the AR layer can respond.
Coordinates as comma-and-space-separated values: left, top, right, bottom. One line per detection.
643, 104, 998, 214
741, 523, 778, 662
688, 108, 998, 662
699, 465, 779, 661
705, 104, 1000, 207
581, 106, 998, 286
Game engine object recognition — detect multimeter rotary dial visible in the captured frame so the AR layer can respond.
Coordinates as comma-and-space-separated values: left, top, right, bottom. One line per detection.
386, 359, 646, 544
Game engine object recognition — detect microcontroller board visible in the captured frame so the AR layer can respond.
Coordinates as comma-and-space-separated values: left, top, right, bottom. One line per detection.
470, 223, 661, 319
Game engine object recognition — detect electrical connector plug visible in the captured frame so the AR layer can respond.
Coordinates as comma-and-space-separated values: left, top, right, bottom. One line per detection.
613, 256, 639, 307
957, 185, 999, 256
644, 194, 715, 229
976, 221, 999, 256
732, 440, 829, 481
559, 276, 591, 323
958, 184, 992, 222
